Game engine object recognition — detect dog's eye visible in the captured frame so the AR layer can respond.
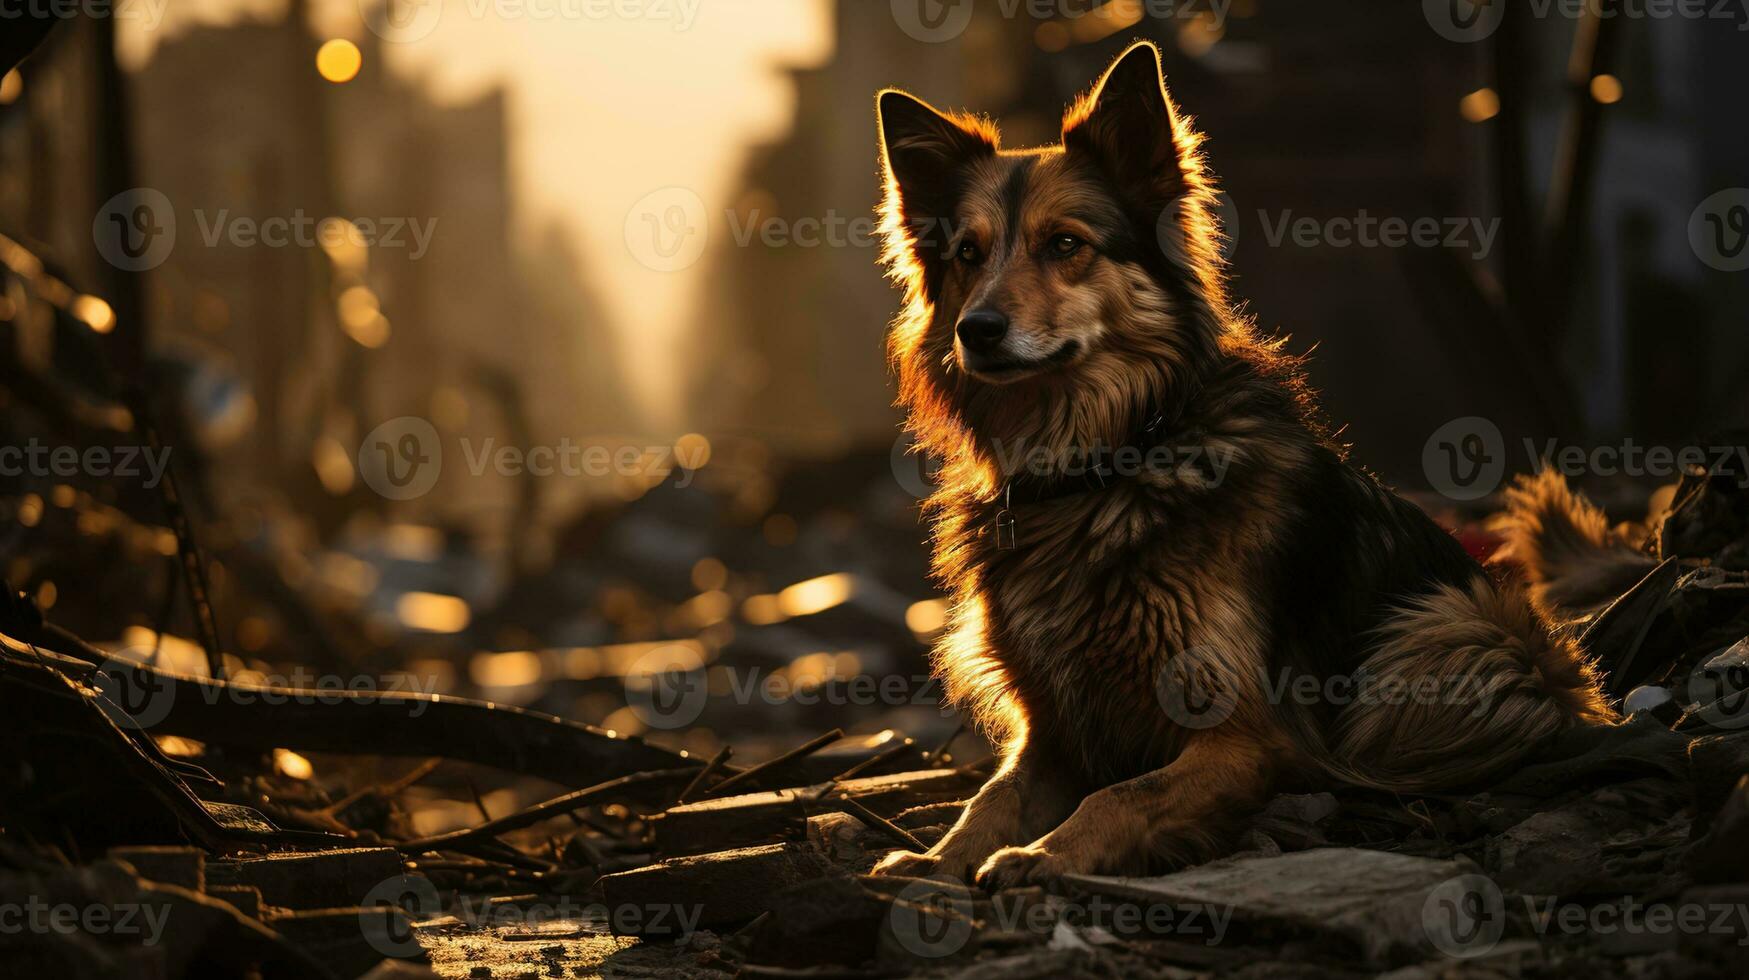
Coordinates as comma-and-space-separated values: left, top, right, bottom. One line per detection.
956, 242, 981, 264
1049, 234, 1084, 257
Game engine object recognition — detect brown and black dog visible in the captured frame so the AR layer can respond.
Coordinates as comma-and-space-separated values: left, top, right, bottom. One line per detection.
870, 41, 1615, 890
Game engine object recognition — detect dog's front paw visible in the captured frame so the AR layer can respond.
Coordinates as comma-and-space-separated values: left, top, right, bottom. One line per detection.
975, 845, 1072, 891
871, 849, 940, 878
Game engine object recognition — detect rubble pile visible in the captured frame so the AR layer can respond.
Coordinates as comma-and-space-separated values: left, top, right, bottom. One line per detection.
2, 468, 1747, 979
6, 324, 1749, 978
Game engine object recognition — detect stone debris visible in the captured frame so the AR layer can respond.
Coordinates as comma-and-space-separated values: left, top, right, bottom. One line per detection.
8, 444, 1749, 978
207, 847, 408, 912
1067, 847, 1479, 967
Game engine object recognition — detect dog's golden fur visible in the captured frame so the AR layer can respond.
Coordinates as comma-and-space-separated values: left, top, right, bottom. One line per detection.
1492, 468, 1659, 619
871, 42, 1615, 889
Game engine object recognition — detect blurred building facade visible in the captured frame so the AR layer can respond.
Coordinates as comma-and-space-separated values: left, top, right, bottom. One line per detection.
127, 5, 631, 548
696, 0, 1749, 488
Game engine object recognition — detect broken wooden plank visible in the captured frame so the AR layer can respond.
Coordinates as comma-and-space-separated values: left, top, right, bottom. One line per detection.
701, 729, 844, 798
208, 848, 406, 911
396, 767, 697, 854
655, 768, 979, 857
599, 843, 830, 935
108, 845, 205, 892
10, 624, 695, 789
112, 661, 694, 788
1, 640, 348, 852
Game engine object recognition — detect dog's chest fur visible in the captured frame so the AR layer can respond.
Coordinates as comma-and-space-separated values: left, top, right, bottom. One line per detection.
941, 458, 1291, 786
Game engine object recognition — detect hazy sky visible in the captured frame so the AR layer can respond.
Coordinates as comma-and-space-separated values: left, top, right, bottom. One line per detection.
123, 0, 833, 430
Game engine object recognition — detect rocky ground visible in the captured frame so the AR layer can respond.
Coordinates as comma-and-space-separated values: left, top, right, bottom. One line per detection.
6, 465, 1749, 978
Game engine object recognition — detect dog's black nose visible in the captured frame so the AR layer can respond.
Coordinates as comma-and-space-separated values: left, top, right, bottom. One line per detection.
956, 309, 1009, 353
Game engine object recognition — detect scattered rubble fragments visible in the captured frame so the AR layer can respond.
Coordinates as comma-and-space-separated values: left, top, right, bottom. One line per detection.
8, 450, 1749, 977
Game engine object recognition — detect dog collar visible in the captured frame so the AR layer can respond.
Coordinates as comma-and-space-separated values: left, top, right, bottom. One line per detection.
993, 408, 1180, 549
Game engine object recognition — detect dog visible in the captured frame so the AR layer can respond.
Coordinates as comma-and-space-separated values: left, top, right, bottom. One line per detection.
869, 41, 1616, 890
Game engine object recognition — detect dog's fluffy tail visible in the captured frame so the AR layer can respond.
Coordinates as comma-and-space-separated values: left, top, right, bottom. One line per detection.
1282, 576, 1618, 795
1491, 468, 1657, 620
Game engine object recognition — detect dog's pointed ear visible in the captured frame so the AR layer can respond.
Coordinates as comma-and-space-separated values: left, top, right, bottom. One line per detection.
878, 90, 996, 267
1062, 42, 1196, 211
